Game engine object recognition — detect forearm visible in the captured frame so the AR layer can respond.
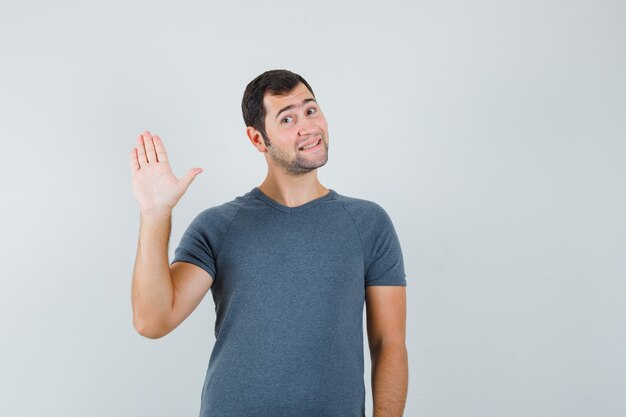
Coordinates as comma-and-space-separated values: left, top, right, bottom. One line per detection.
131, 210, 174, 337
370, 342, 408, 417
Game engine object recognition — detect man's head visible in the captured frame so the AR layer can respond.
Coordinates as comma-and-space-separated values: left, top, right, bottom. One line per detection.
242, 69, 315, 143
242, 69, 329, 175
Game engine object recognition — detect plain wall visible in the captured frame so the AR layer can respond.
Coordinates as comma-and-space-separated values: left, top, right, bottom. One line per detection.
1, 0, 624, 416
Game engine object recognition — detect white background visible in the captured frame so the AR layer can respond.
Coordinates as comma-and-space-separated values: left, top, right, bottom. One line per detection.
1, 0, 624, 416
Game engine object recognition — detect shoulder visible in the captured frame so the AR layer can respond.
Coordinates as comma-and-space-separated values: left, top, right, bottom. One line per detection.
187, 192, 253, 232
335, 192, 405, 284
334, 193, 392, 224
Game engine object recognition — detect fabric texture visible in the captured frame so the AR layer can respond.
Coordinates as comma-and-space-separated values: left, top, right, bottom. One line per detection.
171, 187, 406, 417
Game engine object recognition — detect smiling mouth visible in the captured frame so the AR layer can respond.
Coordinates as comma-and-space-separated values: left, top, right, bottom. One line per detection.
299, 138, 322, 151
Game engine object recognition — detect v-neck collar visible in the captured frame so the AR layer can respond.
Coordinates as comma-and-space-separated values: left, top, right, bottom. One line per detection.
250, 187, 337, 213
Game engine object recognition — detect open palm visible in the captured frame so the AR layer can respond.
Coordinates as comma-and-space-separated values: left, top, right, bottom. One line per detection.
130, 131, 203, 213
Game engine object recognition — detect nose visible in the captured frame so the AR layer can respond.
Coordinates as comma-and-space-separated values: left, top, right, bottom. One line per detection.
297, 117, 319, 136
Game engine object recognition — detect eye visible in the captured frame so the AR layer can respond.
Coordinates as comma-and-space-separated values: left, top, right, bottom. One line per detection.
307, 107, 317, 115
281, 116, 293, 124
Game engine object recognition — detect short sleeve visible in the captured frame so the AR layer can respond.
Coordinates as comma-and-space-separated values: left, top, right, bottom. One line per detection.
171, 211, 217, 279
363, 205, 406, 287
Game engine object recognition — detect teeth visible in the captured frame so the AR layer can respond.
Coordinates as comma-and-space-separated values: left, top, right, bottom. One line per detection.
301, 139, 320, 150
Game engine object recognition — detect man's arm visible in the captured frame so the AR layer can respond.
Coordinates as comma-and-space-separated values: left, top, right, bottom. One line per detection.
129, 130, 206, 338
131, 209, 214, 339
131, 210, 176, 338
365, 285, 408, 417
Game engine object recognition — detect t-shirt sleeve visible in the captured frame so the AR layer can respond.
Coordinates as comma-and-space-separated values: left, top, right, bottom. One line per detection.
363, 204, 407, 287
170, 210, 217, 279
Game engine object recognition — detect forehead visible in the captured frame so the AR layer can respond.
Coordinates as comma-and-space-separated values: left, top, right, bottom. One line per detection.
263, 83, 314, 114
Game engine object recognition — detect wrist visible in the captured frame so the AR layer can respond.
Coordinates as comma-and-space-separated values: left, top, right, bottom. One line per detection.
140, 208, 172, 218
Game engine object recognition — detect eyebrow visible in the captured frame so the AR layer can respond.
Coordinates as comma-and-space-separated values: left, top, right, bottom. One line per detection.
275, 98, 317, 120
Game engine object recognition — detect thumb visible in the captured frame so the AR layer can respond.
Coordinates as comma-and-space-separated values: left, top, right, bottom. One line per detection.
179, 168, 203, 191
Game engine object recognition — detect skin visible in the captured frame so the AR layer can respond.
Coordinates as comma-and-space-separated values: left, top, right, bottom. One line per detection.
246, 82, 331, 208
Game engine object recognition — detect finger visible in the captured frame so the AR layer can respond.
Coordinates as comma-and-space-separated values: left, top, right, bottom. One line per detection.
142, 131, 156, 163
130, 148, 140, 172
136, 133, 148, 166
152, 135, 168, 163
179, 168, 204, 193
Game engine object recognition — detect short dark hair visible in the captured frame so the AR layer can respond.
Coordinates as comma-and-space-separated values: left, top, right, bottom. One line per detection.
241, 69, 315, 145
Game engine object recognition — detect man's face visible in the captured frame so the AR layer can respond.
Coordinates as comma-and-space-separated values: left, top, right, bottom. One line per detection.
260, 82, 329, 175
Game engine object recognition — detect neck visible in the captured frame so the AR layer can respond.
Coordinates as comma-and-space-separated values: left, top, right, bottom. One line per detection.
257, 169, 329, 208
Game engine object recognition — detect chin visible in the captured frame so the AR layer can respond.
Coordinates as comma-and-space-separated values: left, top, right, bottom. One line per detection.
315, 156, 329, 168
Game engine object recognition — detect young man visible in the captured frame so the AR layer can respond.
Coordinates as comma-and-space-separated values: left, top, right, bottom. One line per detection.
130, 69, 408, 417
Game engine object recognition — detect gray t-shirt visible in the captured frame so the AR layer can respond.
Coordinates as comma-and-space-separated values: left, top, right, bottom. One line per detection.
171, 187, 406, 417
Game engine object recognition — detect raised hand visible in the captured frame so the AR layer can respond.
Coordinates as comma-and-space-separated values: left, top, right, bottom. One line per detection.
130, 131, 203, 214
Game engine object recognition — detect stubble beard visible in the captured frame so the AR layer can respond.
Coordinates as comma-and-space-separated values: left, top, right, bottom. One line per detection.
264, 134, 329, 176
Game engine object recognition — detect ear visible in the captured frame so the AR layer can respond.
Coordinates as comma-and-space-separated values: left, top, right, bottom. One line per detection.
246, 126, 267, 153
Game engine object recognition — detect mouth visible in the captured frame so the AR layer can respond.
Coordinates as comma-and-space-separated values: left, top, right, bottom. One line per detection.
298, 138, 322, 153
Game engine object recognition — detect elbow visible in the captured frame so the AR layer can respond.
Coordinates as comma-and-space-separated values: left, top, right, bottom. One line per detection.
133, 318, 166, 339
370, 339, 407, 359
